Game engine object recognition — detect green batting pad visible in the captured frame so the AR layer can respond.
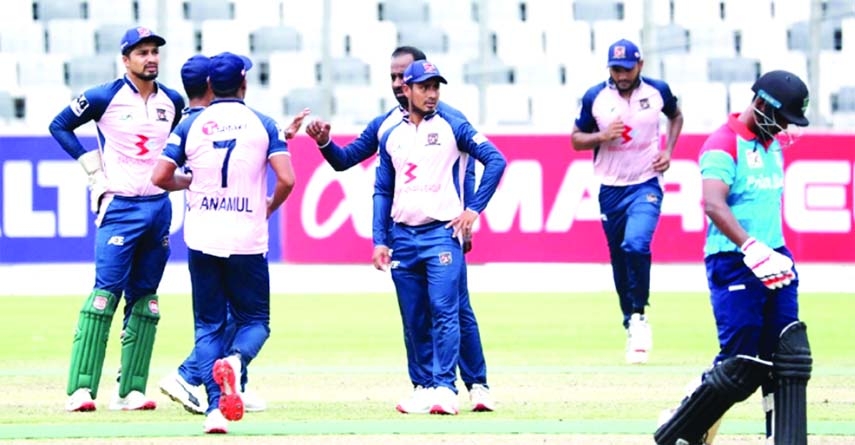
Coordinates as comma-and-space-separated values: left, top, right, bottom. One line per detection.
67, 289, 118, 399
118, 294, 160, 397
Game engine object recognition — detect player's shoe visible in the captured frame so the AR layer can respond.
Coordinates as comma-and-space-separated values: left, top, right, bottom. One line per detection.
109, 390, 157, 411
469, 383, 495, 412
65, 388, 96, 412
159, 371, 206, 415
395, 385, 433, 414
430, 386, 459, 415
241, 387, 267, 412
213, 355, 244, 421
204, 408, 228, 434
626, 313, 652, 364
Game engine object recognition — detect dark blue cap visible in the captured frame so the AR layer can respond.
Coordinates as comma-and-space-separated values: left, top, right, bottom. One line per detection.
607, 39, 642, 69
209, 52, 253, 92
403, 59, 447, 85
120, 26, 166, 55
181, 55, 211, 91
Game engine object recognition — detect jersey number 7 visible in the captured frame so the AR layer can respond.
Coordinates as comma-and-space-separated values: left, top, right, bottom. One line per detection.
213, 139, 237, 187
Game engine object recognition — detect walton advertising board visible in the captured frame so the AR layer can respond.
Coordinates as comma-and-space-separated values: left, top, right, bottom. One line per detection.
1, 134, 854, 263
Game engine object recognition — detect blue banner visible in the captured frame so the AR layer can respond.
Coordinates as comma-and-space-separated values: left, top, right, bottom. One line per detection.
0, 136, 282, 263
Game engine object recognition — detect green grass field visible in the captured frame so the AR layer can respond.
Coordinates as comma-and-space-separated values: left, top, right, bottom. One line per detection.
0, 291, 852, 444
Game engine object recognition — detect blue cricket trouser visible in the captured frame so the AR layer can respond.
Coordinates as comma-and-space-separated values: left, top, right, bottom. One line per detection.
390, 221, 462, 392
188, 249, 271, 413
598, 177, 662, 328
457, 264, 488, 389
705, 248, 799, 364
94, 194, 172, 324
178, 309, 242, 388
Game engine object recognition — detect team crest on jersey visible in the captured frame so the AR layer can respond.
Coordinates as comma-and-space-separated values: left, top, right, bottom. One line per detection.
156, 108, 168, 121
745, 149, 764, 168
426, 133, 439, 146
70, 94, 89, 117
639, 98, 650, 109
438, 251, 452, 265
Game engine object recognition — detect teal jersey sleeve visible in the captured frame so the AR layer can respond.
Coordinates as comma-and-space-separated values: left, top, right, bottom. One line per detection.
699, 149, 736, 186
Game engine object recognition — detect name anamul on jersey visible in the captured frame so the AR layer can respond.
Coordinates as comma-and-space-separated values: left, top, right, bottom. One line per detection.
199, 196, 254, 212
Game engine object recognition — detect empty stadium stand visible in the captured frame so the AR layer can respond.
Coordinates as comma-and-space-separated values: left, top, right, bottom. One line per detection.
0, 0, 854, 133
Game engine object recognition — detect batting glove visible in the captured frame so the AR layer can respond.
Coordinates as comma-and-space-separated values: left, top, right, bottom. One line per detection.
741, 237, 795, 289
78, 150, 108, 214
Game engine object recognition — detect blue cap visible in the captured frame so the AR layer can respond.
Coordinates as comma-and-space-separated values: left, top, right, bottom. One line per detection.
209, 52, 253, 92
181, 55, 211, 91
120, 26, 166, 55
403, 60, 447, 85
607, 39, 642, 69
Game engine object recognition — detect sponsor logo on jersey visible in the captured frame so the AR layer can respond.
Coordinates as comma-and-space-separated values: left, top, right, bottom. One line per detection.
70, 94, 89, 117
438, 251, 452, 265
107, 236, 125, 246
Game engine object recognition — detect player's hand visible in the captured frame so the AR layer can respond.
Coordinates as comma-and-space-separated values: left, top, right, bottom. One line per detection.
652, 150, 671, 172
284, 108, 311, 140
741, 238, 796, 289
601, 118, 626, 143
305, 120, 331, 146
78, 150, 107, 214
372, 245, 391, 271
446, 209, 479, 239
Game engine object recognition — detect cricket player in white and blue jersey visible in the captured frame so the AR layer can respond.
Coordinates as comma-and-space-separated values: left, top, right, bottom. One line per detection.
49, 26, 185, 413
656, 71, 812, 445
158, 55, 308, 417
372, 60, 506, 415
571, 38, 684, 364
152, 52, 296, 434
306, 46, 495, 412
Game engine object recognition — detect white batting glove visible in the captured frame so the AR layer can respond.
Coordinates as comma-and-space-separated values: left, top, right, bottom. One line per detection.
741, 238, 795, 289
78, 150, 108, 214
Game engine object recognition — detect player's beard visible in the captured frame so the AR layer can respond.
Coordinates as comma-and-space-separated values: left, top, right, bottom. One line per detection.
409, 102, 433, 119
394, 88, 408, 109
612, 75, 640, 94
133, 67, 159, 82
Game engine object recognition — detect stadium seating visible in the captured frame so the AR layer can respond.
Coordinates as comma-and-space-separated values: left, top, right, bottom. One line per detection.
0, 90, 15, 122
35, 0, 85, 21
47, 19, 97, 57
1, 0, 855, 131
185, 0, 233, 22
250, 25, 302, 55
66, 55, 120, 91
88, 0, 137, 25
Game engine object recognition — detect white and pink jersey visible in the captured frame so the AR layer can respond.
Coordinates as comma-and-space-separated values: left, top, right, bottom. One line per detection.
574, 77, 679, 186
371, 108, 507, 247
49, 75, 185, 197
162, 98, 288, 257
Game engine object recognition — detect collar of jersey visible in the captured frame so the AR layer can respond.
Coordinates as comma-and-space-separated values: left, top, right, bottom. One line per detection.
726, 113, 773, 149
182, 106, 205, 115
402, 109, 437, 124
122, 74, 159, 95
211, 98, 245, 105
